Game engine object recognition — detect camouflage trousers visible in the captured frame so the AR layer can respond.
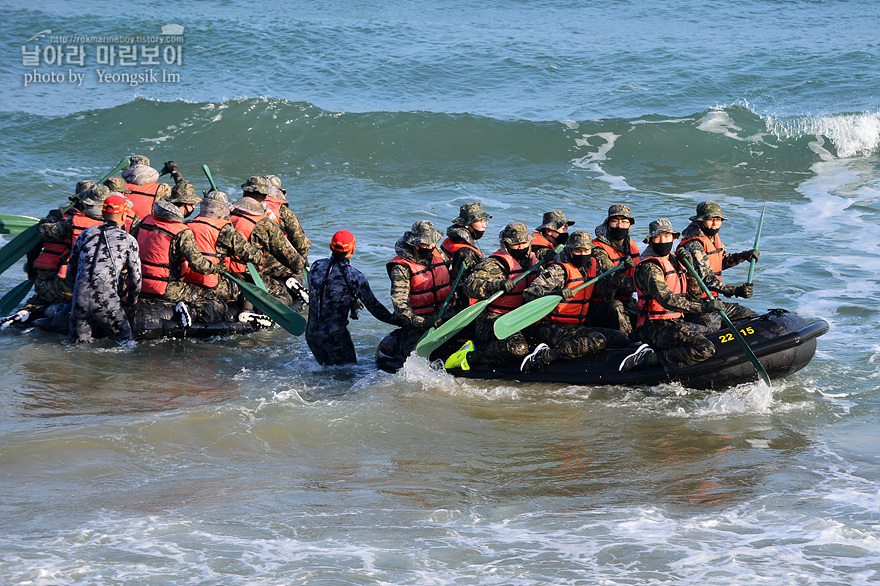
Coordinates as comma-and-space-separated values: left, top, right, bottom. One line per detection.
684, 301, 759, 330
69, 277, 133, 345
533, 321, 630, 360
472, 312, 530, 367
157, 281, 228, 324
638, 319, 715, 372
26, 269, 71, 309
586, 299, 636, 335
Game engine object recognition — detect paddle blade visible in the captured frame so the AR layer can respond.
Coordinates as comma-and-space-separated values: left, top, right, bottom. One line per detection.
0, 226, 40, 276
415, 298, 490, 357
224, 273, 306, 336
0, 279, 34, 315
0, 215, 39, 236
493, 294, 562, 339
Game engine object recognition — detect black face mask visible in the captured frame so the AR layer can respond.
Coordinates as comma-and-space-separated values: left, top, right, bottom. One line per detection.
509, 246, 531, 263
470, 228, 485, 241
702, 225, 720, 237
609, 226, 630, 241
553, 232, 569, 246
417, 247, 435, 261
570, 253, 591, 269
652, 241, 674, 257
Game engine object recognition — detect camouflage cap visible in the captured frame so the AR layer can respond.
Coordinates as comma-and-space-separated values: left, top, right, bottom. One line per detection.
241, 175, 270, 195
564, 230, 593, 252
79, 184, 111, 207
169, 181, 202, 205
690, 200, 728, 222
499, 221, 532, 246
204, 190, 230, 205
129, 154, 150, 167
452, 202, 492, 226
403, 220, 443, 247
605, 204, 635, 225
103, 176, 130, 194
536, 210, 575, 232
643, 219, 681, 243
264, 174, 287, 196
70, 179, 96, 201
200, 190, 233, 217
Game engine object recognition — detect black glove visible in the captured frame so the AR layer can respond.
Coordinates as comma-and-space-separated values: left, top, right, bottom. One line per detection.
701, 298, 724, 313
500, 279, 517, 294
560, 287, 574, 300
733, 283, 753, 299
622, 255, 635, 270
422, 316, 443, 329
742, 249, 760, 263
164, 160, 179, 173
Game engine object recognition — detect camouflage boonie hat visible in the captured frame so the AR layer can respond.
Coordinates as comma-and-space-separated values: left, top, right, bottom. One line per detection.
452, 202, 491, 226
204, 190, 230, 205
169, 181, 201, 205
564, 230, 593, 252
643, 219, 681, 243
241, 175, 270, 195
690, 200, 728, 222
103, 176, 130, 194
499, 221, 532, 246
79, 184, 111, 207
605, 204, 635, 225
264, 174, 287, 196
536, 210, 575, 232
71, 180, 96, 201
403, 220, 443, 247
129, 154, 150, 167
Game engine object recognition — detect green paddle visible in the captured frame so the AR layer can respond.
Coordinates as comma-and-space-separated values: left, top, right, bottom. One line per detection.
202, 164, 218, 191
0, 157, 131, 277
0, 278, 34, 315
415, 245, 562, 358
223, 273, 306, 336
0, 215, 39, 236
681, 256, 771, 386
493, 263, 626, 339
414, 260, 469, 349
303, 266, 309, 290
747, 202, 766, 284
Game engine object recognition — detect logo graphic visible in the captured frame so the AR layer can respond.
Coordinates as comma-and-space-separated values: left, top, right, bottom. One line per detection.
24, 29, 51, 43
160, 24, 185, 36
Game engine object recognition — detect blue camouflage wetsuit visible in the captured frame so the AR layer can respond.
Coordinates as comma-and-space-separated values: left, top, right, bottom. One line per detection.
306, 255, 396, 365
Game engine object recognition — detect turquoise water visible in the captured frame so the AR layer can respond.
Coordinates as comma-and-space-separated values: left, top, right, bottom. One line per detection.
1, 1, 880, 583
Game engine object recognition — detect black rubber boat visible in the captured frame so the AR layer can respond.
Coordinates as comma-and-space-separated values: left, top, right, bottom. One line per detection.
376, 309, 829, 390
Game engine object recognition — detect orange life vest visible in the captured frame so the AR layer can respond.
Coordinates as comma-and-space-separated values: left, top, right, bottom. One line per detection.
635, 254, 687, 328
547, 259, 597, 324
263, 196, 284, 225
677, 232, 723, 298
590, 237, 640, 303
227, 210, 269, 273
184, 216, 230, 288
124, 182, 162, 219
386, 250, 451, 316
440, 237, 482, 259
531, 231, 555, 253
136, 215, 191, 296
32, 209, 75, 272
56, 212, 104, 279
487, 249, 538, 314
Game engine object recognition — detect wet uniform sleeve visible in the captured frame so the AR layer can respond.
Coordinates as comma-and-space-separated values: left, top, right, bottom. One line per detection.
591, 247, 634, 302
677, 241, 735, 299
218, 224, 264, 266
349, 266, 396, 325
634, 260, 704, 314
722, 247, 747, 270
279, 206, 311, 259
389, 263, 424, 328
254, 221, 305, 273
463, 257, 509, 300
450, 247, 480, 282
523, 263, 567, 303
38, 215, 73, 243
174, 230, 223, 275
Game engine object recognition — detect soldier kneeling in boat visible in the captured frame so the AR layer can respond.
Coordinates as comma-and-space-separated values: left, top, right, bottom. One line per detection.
440, 202, 491, 309
531, 210, 575, 263
619, 219, 722, 372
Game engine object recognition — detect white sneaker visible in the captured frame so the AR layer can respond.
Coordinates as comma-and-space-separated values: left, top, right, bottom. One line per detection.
521, 343, 551, 373
238, 310, 273, 329
619, 343, 654, 372
175, 302, 192, 327
285, 277, 310, 305
1, 309, 30, 331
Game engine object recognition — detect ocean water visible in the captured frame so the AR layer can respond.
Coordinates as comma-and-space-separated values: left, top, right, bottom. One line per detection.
1, 0, 880, 583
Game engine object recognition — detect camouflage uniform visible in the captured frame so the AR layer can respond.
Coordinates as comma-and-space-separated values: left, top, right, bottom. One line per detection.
676, 201, 760, 329
103, 176, 143, 235
387, 221, 450, 328
634, 220, 718, 371
65, 221, 141, 345
463, 222, 537, 366
532, 210, 574, 263
441, 202, 491, 308
265, 175, 311, 259
121, 157, 173, 201
306, 255, 396, 365
588, 205, 641, 334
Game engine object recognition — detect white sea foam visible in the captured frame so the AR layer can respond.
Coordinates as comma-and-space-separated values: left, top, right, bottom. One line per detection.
767, 111, 880, 158
570, 131, 636, 191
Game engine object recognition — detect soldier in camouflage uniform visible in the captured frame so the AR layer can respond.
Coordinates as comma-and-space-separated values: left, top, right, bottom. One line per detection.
589, 204, 641, 335
103, 176, 143, 235
65, 194, 141, 345
306, 230, 397, 366
263, 174, 311, 260
621, 219, 724, 372
121, 155, 182, 219
440, 202, 490, 308
531, 210, 575, 263
450, 222, 539, 368
230, 176, 307, 307
519, 230, 630, 372
675, 200, 760, 329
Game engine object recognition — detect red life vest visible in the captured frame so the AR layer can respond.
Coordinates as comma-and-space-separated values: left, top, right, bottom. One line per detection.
440, 237, 482, 259
56, 212, 103, 279
227, 210, 269, 273
677, 232, 723, 298
184, 217, 230, 288
124, 182, 162, 219
547, 259, 597, 324
531, 231, 555, 253
263, 196, 284, 225
386, 250, 451, 316
487, 249, 538, 314
590, 237, 640, 303
635, 254, 687, 328
32, 209, 75, 272
136, 215, 191, 295
123, 210, 137, 233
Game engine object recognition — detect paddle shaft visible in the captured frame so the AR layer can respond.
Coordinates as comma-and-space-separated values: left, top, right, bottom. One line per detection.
681, 256, 771, 386
747, 202, 766, 284
437, 261, 467, 321
202, 164, 218, 191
